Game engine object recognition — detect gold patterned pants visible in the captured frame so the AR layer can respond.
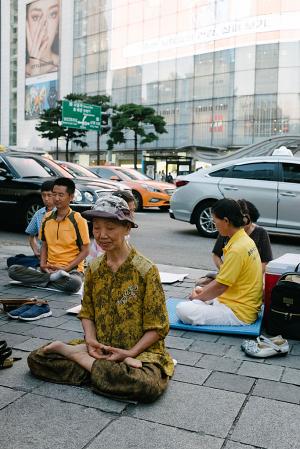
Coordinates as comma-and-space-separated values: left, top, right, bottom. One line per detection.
27, 347, 169, 403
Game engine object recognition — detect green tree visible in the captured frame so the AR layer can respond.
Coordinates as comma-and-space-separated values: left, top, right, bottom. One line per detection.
107, 103, 167, 169
35, 93, 88, 161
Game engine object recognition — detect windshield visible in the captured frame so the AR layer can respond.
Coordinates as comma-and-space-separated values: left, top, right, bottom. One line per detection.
6, 156, 53, 178
117, 168, 151, 181
42, 159, 73, 178
61, 163, 98, 178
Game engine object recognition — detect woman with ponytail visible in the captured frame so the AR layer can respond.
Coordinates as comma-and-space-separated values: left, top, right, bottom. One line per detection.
211, 199, 273, 274
176, 198, 263, 326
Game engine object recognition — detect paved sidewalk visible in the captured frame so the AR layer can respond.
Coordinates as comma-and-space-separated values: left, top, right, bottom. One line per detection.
0, 251, 299, 449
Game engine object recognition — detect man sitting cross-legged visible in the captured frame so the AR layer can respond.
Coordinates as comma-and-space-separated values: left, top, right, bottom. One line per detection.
7, 180, 55, 269
8, 177, 90, 293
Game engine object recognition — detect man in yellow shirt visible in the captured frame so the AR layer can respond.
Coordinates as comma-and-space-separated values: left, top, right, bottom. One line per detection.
8, 178, 90, 293
176, 198, 263, 325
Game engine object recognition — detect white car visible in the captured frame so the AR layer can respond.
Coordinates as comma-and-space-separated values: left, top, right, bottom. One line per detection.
170, 156, 300, 237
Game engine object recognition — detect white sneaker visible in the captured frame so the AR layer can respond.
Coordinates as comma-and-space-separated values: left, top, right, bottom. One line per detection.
49, 270, 70, 282
243, 335, 289, 358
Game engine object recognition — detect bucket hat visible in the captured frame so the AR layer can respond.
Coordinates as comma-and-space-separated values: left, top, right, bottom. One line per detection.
82, 194, 138, 228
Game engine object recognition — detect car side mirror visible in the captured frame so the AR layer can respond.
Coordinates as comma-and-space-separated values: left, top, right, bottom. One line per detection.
110, 175, 120, 181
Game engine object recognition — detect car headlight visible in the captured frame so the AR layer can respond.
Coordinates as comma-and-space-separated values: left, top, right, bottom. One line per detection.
84, 191, 94, 203
141, 184, 160, 193
74, 188, 83, 202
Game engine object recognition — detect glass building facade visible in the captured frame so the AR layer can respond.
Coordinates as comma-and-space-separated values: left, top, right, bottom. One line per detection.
72, 0, 300, 157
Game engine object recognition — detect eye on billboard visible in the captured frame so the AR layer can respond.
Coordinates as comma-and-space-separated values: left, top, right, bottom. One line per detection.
25, 0, 60, 120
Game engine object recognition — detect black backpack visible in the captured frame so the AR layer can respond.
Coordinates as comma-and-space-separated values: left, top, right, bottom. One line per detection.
267, 265, 300, 340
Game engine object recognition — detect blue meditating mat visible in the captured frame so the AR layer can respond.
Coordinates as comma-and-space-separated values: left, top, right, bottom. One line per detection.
167, 298, 264, 336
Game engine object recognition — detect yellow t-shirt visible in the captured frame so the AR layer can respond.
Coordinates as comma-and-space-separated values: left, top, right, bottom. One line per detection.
39, 208, 90, 272
216, 228, 263, 324
79, 247, 174, 377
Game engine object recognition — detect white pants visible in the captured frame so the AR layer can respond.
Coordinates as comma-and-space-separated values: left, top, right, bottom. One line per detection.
176, 299, 246, 326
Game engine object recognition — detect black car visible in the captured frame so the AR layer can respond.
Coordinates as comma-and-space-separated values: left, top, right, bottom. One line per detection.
0, 152, 117, 227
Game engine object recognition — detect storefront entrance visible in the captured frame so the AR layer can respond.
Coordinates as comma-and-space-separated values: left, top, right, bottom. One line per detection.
144, 156, 192, 180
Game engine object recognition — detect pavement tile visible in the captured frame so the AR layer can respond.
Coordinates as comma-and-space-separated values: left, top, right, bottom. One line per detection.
224, 443, 257, 449
33, 316, 70, 327
196, 355, 242, 373
88, 416, 224, 449
0, 386, 25, 410
165, 335, 193, 350
13, 337, 51, 352
167, 329, 185, 337
50, 308, 69, 317
57, 319, 83, 332
0, 393, 112, 449
216, 335, 245, 346
0, 331, 31, 347
181, 331, 219, 342
0, 321, 37, 335
33, 383, 127, 413
204, 372, 255, 394
172, 364, 211, 385
281, 367, 300, 386
29, 326, 83, 341
253, 379, 300, 404
237, 361, 283, 381
190, 340, 230, 356
291, 345, 300, 355
264, 354, 300, 369
131, 380, 245, 438
225, 346, 265, 362
0, 352, 43, 391
168, 348, 202, 366
232, 396, 300, 449
47, 301, 76, 310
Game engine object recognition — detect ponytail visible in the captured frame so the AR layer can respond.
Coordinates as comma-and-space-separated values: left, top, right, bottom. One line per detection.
212, 198, 245, 228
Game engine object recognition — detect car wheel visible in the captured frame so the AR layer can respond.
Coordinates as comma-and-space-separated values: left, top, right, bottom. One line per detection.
195, 201, 218, 238
23, 198, 44, 227
133, 191, 143, 211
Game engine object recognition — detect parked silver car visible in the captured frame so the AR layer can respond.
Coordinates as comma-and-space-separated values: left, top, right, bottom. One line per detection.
170, 155, 300, 237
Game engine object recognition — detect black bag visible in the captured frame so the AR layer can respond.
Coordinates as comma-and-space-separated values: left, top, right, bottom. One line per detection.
267, 265, 300, 340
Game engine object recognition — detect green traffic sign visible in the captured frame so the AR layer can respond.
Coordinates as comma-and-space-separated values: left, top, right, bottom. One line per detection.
62, 100, 101, 131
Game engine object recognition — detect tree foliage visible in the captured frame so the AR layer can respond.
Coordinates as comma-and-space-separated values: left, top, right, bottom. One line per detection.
35, 93, 88, 161
107, 104, 167, 168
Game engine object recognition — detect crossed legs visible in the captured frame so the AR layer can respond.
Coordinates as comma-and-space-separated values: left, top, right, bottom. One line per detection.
43, 341, 142, 369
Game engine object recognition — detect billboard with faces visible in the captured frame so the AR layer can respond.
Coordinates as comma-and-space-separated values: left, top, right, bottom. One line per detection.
25, 0, 60, 120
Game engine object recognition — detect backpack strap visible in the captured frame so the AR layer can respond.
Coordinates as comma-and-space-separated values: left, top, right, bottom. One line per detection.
67, 211, 83, 250
40, 210, 57, 241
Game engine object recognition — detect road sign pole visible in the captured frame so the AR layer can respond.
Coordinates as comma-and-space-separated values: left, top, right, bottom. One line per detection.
97, 131, 100, 165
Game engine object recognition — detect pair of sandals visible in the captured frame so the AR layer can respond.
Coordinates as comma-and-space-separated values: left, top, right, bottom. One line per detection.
241, 335, 289, 358
0, 340, 21, 369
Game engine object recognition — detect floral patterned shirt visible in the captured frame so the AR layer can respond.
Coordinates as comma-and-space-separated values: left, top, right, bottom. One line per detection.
79, 247, 174, 376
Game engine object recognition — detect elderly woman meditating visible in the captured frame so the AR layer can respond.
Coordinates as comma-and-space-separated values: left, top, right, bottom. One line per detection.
27, 195, 174, 403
